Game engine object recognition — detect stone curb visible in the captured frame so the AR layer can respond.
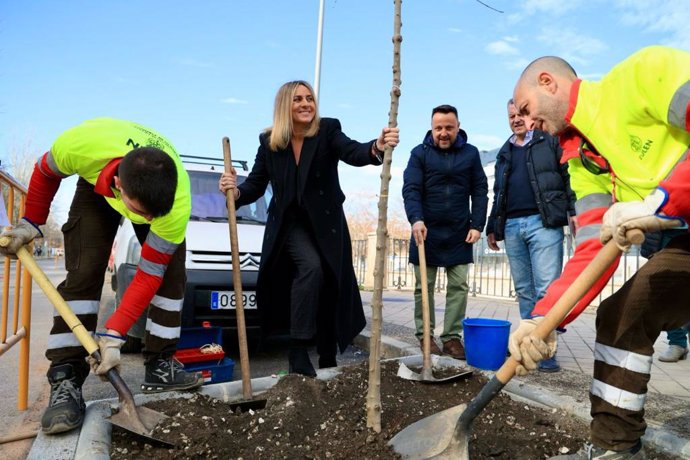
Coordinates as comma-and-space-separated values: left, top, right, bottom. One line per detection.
27, 331, 690, 459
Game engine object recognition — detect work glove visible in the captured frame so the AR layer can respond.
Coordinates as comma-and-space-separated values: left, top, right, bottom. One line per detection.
508, 317, 557, 376
86, 331, 126, 377
0, 219, 41, 257
600, 189, 684, 252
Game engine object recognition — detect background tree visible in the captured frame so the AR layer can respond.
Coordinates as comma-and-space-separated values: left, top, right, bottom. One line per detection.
1, 139, 64, 253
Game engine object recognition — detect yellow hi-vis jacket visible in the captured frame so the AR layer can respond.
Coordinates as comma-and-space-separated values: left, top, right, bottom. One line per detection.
24, 118, 191, 334
533, 45, 690, 322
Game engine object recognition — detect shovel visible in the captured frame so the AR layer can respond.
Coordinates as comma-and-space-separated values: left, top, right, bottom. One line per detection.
389, 230, 644, 459
222, 137, 267, 412
0, 236, 172, 447
397, 241, 473, 383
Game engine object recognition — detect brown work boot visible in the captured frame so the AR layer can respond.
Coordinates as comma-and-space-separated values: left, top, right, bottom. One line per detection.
442, 338, 466, 360
419, 337, 442, 355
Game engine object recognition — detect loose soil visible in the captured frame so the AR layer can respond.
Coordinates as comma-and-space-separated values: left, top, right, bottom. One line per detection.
111, 361, 677, 459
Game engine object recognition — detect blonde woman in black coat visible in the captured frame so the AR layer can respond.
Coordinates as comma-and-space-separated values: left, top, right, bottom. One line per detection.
220, 80, 399, 376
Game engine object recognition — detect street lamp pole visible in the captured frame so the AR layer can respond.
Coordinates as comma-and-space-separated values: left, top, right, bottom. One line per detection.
313, 0, 325, 102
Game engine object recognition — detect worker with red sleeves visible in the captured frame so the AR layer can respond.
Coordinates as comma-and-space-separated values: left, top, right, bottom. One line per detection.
0, 118, 203, 435
510, 46, 690, 459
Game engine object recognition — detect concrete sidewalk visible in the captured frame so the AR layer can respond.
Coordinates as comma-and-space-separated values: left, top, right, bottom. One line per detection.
361, 289, 690, 401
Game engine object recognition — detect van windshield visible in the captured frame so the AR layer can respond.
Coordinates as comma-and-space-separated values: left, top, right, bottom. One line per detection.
188, 171, 271, 224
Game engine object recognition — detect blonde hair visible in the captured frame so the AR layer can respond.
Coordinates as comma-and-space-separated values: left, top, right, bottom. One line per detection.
265, 80, 320, 151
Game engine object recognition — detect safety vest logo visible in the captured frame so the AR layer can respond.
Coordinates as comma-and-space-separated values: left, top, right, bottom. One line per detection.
629, 135, 653, 160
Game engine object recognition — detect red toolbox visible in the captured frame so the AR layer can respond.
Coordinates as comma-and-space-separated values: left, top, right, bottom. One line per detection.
174, 326, 234, 384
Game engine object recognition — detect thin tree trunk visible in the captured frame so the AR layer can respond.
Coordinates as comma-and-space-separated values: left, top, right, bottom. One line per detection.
366, 0, 402, 433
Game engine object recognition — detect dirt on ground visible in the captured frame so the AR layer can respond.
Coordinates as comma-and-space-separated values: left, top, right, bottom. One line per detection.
111, 361, 677, 459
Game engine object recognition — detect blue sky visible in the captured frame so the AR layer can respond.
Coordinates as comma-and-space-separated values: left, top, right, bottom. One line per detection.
1, 0, 689, 224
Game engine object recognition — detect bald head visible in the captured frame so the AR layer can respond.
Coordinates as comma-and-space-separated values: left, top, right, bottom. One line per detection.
519, 56, 577, 87
513, 56, 578, 135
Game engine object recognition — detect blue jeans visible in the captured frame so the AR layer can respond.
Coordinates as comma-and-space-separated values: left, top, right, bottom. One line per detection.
504, 214, 564, 319
667, 323, 690, 347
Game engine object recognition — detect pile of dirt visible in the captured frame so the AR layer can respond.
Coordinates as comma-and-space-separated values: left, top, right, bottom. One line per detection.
111, 361, 675, 459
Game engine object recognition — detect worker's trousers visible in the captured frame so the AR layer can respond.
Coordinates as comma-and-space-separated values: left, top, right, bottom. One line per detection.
45, 178, 186, 384
590, 233, 690, 451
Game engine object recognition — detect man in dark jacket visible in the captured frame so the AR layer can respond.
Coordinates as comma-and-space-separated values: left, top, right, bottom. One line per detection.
402, 104, 488, 359
486, 99, 575, 372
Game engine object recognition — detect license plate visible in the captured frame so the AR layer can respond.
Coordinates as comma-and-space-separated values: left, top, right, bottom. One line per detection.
210, 291, 258, 310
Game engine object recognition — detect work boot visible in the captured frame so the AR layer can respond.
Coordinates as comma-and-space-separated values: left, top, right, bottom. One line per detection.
419, 337, 442, 355
289, 346, 317, 377
549, 440, 646, 459
539, 354, 562, 373
41, 364, 86, 435
658, 345, 688, 362
318, 354, 337, 369
141, 357, 204, 393
442, 338, 466, 360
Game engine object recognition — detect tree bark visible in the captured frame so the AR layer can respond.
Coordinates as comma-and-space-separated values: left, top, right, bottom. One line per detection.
366, 0, 402, 433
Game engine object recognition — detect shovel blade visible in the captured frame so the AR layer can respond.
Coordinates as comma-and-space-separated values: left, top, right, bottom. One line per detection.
397, 362, 473, 384
110, 402, 174, 447
388, 403, 470, 459
397, 362, 423, 381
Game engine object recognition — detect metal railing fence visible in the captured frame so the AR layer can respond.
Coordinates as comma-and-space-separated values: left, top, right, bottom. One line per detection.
0, 169, 32, 410
352, 233, 645, 307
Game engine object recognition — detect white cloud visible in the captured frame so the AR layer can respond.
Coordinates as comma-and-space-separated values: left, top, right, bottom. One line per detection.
448, 27, 462, 33
508, 0, 586, 23
521, 0, 584, 15
486, 40, 520, 56
537, 27, 607, 66
614, 0, 690, 49
221, 97, 249, 105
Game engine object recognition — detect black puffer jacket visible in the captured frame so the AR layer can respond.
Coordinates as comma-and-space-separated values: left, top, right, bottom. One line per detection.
486, 130, 575, 241
403, 129, 488, 266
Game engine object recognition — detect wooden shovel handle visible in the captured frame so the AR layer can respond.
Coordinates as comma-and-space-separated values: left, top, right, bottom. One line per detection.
222, 137, 252, 399
495, 229, 644, 383
0, 237, 98, 354
418, 242, 432, 372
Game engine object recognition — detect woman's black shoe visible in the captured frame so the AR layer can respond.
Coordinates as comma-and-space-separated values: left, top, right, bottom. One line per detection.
289, 347, 317, 377
318, 355, 337, 369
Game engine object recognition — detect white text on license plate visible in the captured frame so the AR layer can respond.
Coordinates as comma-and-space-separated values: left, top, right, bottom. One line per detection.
211, 291, 257, 310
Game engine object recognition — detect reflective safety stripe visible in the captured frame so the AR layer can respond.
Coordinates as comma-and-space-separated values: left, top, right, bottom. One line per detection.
146, 318, 181, 339
575, 193, 612, 215
51, 300, 99, 317
594, 342, 653, 374
591, 378, 647, 412
575, 224, 602, 247
43, 151, 70, 178
668, 80, 690, 131
138, 259, 167, 278
146, 232, 178, 255
47, 331, 94, 349
151, 295, 183, 312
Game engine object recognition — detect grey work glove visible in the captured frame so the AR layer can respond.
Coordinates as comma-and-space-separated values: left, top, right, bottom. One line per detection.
0, 219, 41, 257
508, 317, 557, 376
600, 189, 683, 252
86, 331, 126, 377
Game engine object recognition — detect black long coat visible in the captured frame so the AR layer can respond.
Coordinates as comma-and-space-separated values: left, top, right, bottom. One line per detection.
236, 118, 380, 353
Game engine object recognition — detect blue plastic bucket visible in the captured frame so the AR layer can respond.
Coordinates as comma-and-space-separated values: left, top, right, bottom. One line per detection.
462, 317, 511, 371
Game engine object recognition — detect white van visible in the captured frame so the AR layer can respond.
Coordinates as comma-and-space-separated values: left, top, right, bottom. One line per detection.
110, 155, 272, 346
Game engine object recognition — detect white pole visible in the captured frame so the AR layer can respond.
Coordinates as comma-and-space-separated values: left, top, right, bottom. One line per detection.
314, 0, 325, 102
